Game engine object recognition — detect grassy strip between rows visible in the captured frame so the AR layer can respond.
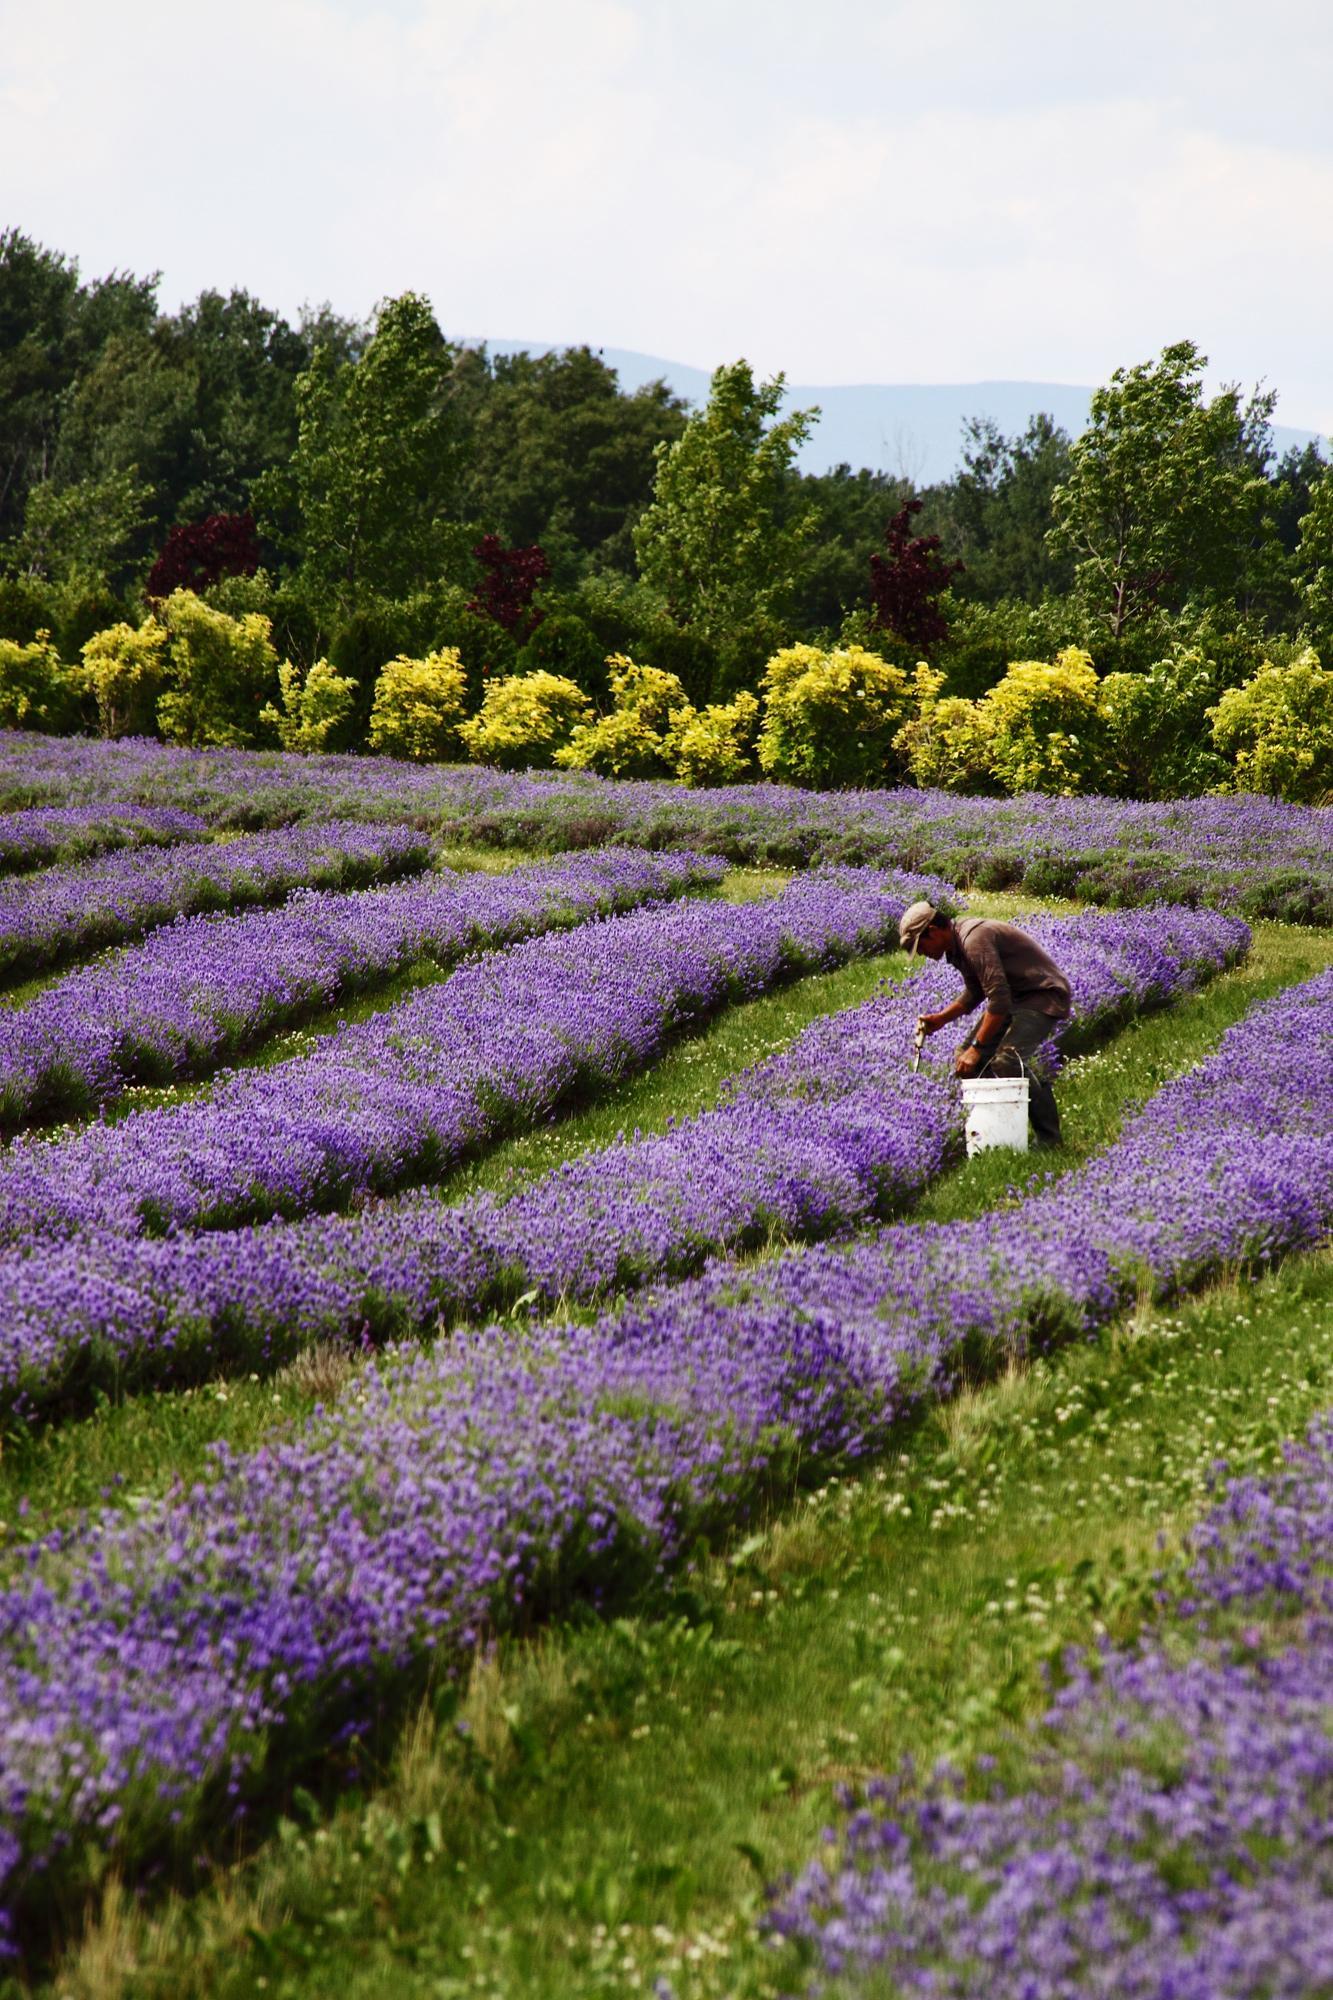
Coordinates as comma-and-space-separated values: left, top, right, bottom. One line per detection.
7, 908, 1330, 1996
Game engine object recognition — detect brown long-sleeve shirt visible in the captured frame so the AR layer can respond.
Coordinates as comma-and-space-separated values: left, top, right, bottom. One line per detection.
947, 918, 1071, 1020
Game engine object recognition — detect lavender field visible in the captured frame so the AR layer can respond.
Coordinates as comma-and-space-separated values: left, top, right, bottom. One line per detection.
0, 736, 1329, 2000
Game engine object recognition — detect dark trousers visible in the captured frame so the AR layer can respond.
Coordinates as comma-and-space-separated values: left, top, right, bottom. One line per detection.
962, 1004, 1065, 1144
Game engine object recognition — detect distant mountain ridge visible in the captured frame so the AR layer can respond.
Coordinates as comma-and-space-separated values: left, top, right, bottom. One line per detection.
471, 340, 1326, 485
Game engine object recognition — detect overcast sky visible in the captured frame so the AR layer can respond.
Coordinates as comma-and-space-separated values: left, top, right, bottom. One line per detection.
3, 0, 1331, 431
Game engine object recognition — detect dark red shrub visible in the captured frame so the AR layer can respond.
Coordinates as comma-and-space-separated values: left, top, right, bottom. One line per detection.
468, 534, 550, 641
147, 513, 263, 599
869, 500, 963, 652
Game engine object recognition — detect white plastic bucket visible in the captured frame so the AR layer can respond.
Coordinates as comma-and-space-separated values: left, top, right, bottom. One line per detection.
960, 1076, 1029, 1156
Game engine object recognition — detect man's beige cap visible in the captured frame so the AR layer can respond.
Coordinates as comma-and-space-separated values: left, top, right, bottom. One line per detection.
899, 900, 939, 953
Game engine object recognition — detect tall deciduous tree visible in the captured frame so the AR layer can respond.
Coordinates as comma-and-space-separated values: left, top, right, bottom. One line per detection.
270, 292, 467, 616
944, 412, 1074, 602
1046, 340, 1281, 642
632, 361, 818, 646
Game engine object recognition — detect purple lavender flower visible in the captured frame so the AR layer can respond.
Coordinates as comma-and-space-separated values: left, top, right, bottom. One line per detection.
0, 820, 433, 983
766, 1413, 1333, 1998
0, 904, 1246, 1423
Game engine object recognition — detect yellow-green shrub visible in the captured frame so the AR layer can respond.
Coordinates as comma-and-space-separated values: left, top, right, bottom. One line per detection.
368, 650, 469, 762
979, 647, 1105, 795
260, 658, 359, 755
756, 644, 911, 788
555, 656, 685, 778
457, 671, 592, 770
892, 665, 996, 792
78, 618, 169, 738
0, 631, 80, 733
667, 690, 760, 786
1208, 647, 1333, 802
156, 590, 278, 748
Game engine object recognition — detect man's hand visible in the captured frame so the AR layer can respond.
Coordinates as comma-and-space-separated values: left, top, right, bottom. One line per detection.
954, 1045, 986, 1078
918, 1013, 946, 1037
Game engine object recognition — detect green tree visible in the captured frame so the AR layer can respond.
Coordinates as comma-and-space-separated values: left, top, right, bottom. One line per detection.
155, 589, 278, 747
463, 347, 688, 581
1295, 459, 1333, 647
0, 229, 157, 546
632, 361, 818, 650
269, 293, 468, 617
1047, 341, 1281, 642
943, 413, 1074, 603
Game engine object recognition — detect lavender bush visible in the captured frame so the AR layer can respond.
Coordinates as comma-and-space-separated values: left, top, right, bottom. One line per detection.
0, 937, 1317, 1951
0, 867, 924, 1246
0, 804, 206, 875
0, 732, 1328, 923
0, 906, 1246, 1423
0, 849, 727, 1128
0, 820, 433, 984
767, 1413, 1333, 1998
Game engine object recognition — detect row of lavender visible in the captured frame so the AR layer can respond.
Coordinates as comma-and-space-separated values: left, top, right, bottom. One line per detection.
768, 1415, 1333, 1998
0, 849, 735, 1128
0, 944, 1323, 1950
0, 820, 432, 984
0, 804, 206, 876
0, 731, 1329, 923
0, 865, 925, 1247
0, 906, 1245, 1424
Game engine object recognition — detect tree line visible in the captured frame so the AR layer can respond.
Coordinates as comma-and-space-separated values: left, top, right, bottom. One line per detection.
1, 227, 1330, 796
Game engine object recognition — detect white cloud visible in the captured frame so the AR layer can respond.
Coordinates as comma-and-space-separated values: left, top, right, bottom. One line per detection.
1, 0, 1330, 428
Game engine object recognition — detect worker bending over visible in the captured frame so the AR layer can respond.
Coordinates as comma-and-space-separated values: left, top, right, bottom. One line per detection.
898, 901, 1071, 1146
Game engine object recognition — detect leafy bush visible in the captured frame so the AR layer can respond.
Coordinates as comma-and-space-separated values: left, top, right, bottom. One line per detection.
260, 658, 359, 754
556, 656, 687, 778
457, 670, 592, 770
981, 647, 1106, 795
892, 665, 997, 792
667, 690, 760, 785
1208, 646, 1333, 802
1099, 646, 1229, 798
514, 609, 608, 701
756, 643, 911, 788
368, 649, 469, 761
155, 590, 279, 748
0, 631, 81, 733
78, 618, 169, 738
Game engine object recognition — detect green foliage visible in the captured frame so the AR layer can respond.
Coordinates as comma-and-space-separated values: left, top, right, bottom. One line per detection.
0, 573, 58, 645
981, 647, 1107, 795
1048, 340, 1282, 641
893, 665, 997, 792
457, 670, 592, 770
1208, 646, 1333, 802
367, 648, 469, 761
77, 617, 169, 738
666, 690, 760, 786
1099, 646, 1230, 798
944, 413, 1075, 603
927, 591, 1102, 698
16, 467, 156, 592
555, 655, 686, 778
756, 643, 911, 788
462, 347, 688, 582
633, 360, 818, 647
513, 608, 608, 702
260, 657, 359, 754
155, 588, 279, 748
1294, 462, 1333, 648
273, 293, 466, 616
0, 629, 81, 732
